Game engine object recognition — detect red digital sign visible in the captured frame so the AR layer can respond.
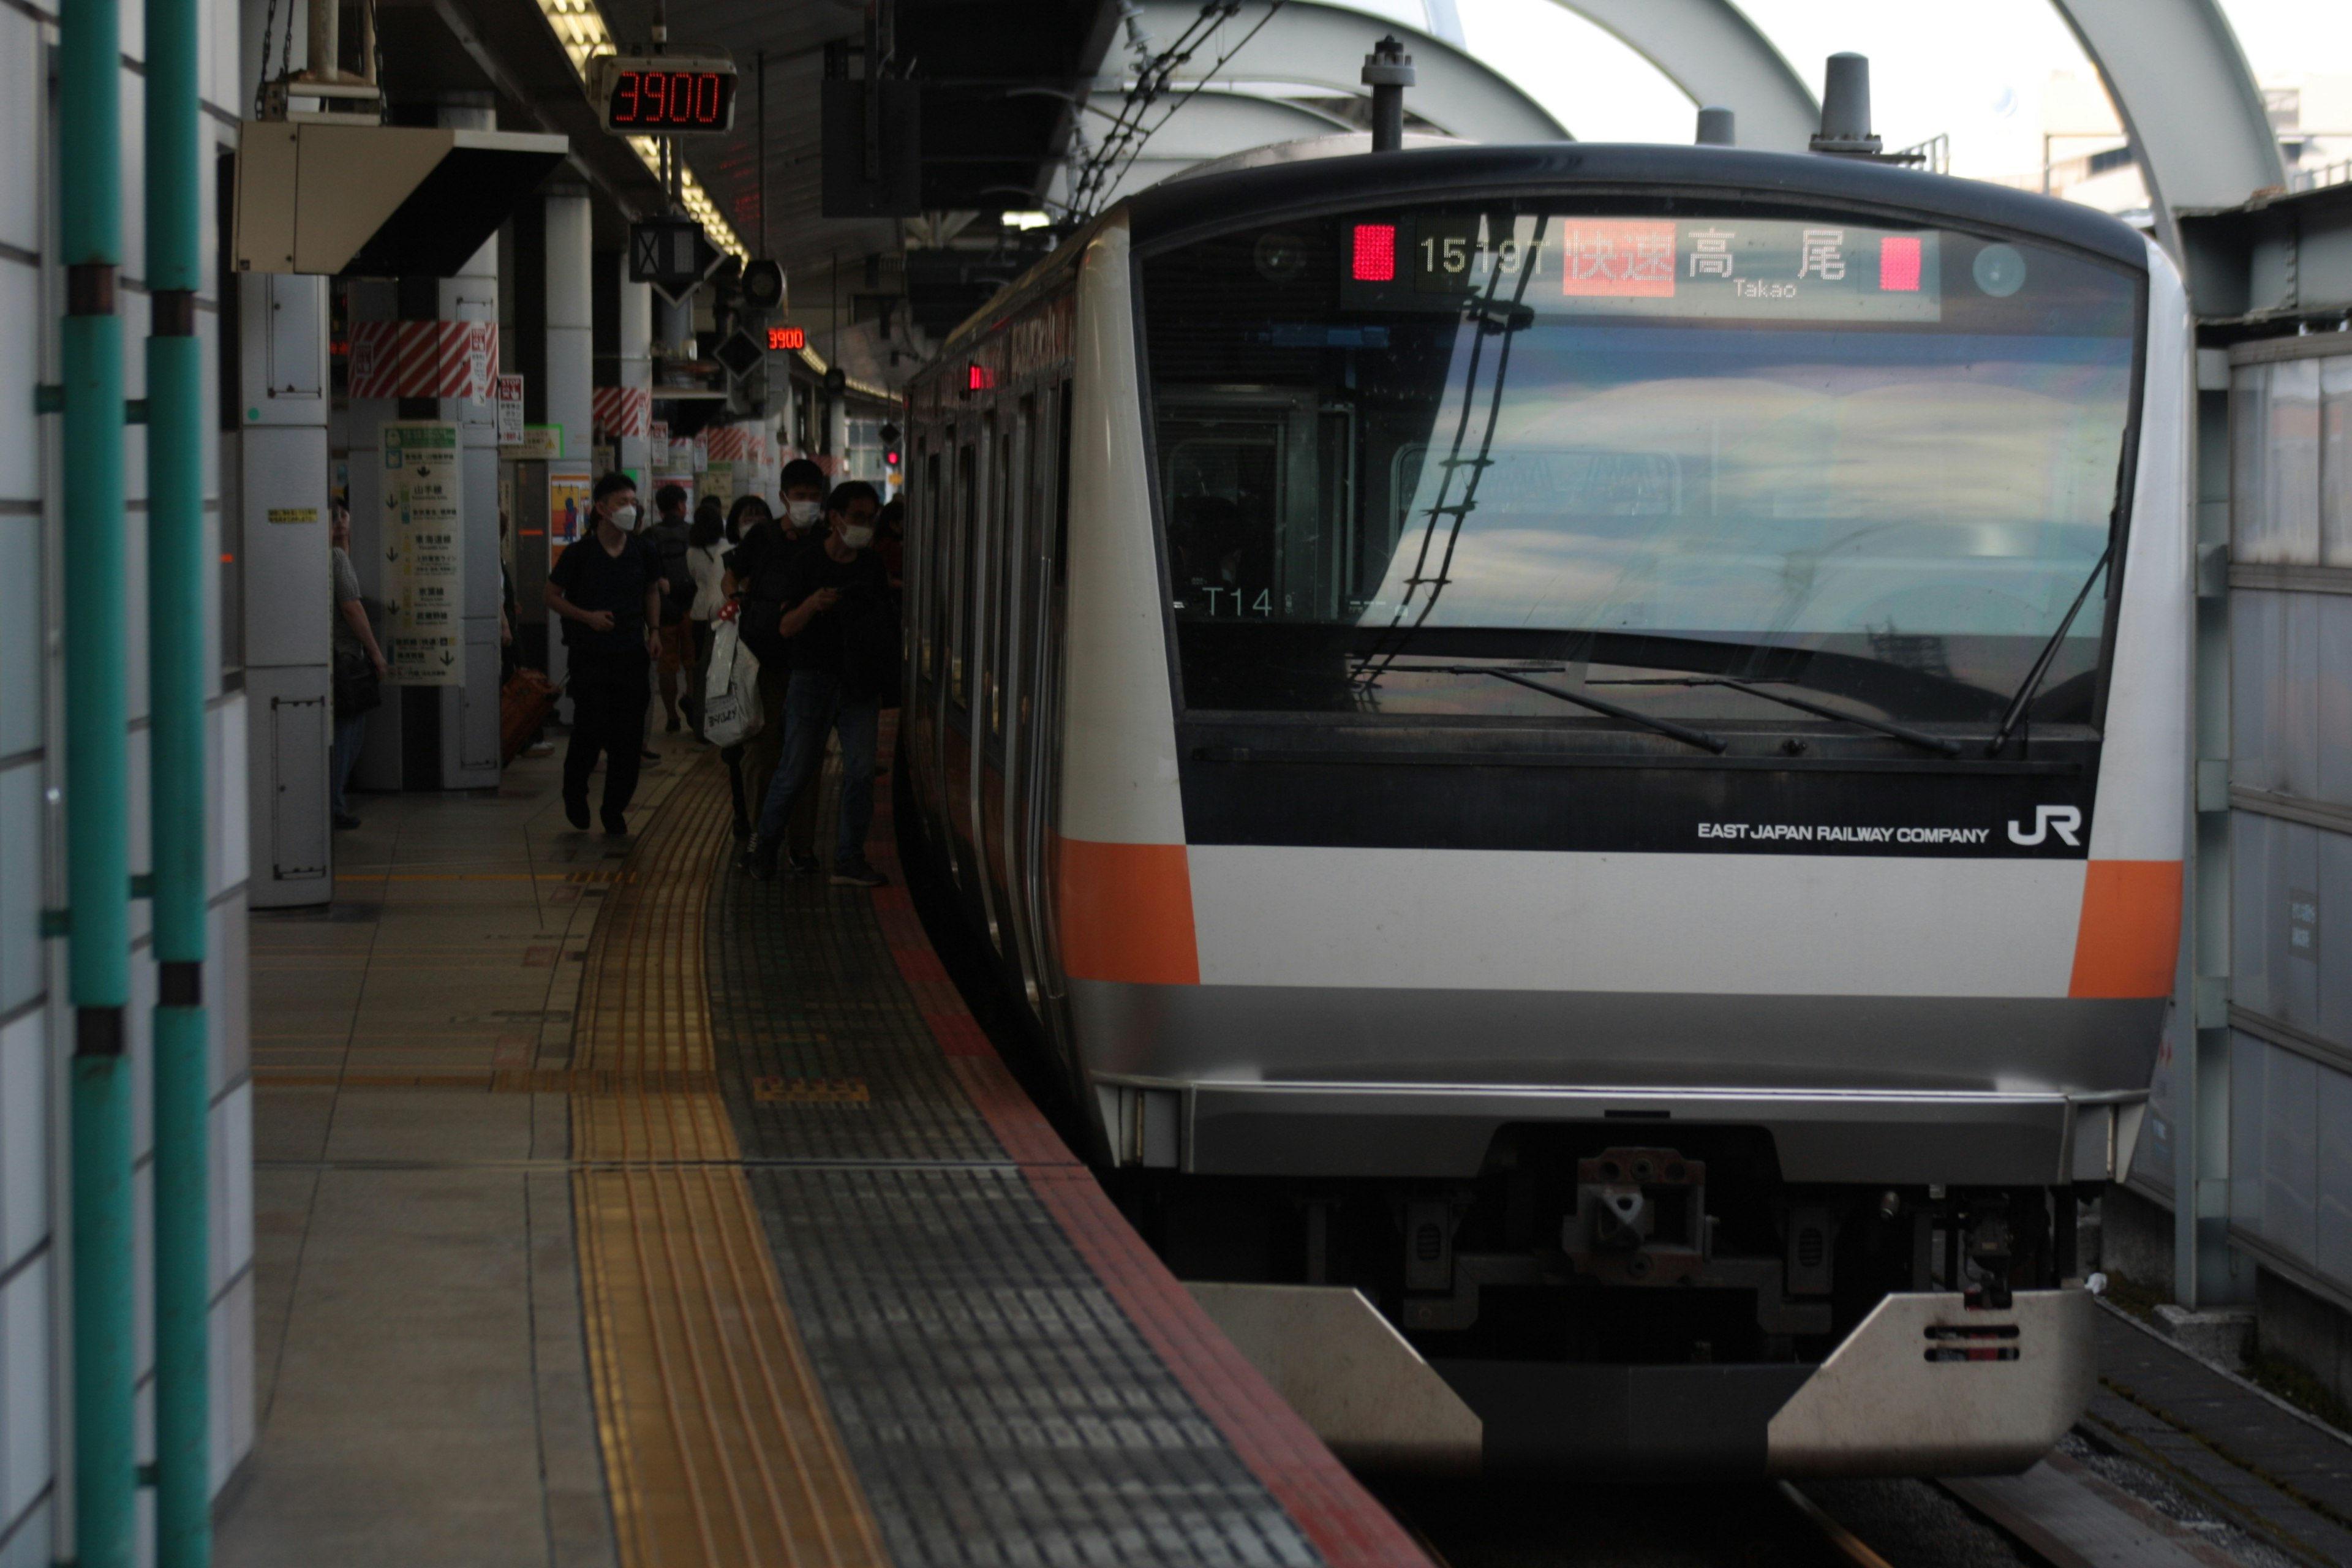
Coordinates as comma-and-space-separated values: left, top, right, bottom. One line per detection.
1559, 221, 1676, 298
767, 326, 806, 351
606, 69, 736, 131
1878, 235, 1922, 292
1351, 224, 1397, 282
967, 364, 995, 391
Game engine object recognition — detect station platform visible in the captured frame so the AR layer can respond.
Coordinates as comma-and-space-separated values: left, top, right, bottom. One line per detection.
217, 728, 1429, 1568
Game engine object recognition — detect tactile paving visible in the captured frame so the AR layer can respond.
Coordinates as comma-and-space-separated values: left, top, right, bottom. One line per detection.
708, 845, 1005, 1166
745, 1164, 1320, 1568
705, 761, 1330, 1567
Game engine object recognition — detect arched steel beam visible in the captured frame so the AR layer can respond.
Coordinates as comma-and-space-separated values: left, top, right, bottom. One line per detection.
2046, 0, 2283, 229
1554, 0, 1818, 152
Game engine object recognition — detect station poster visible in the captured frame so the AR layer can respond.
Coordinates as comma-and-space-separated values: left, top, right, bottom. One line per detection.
382, 420, 465, 686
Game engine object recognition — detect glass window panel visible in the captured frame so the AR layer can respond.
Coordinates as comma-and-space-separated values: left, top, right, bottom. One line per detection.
1142, 205, 2143, 726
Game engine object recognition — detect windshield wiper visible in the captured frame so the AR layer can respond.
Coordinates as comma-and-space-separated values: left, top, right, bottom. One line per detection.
1436, 666, 1727, 754
1596, 677, 1960, 757
1985, 540, 2114, 757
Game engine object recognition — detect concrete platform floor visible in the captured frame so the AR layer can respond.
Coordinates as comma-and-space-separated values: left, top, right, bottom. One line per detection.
216, 729, 704, 1568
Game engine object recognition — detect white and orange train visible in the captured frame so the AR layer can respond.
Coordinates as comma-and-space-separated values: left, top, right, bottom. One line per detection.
898, 139, 2188, 1477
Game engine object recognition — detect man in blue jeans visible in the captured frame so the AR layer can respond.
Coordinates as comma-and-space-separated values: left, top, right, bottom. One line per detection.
739, 481, 895, 886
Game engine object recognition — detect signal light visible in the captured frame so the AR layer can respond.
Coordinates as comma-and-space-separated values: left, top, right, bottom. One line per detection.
885, 450, 900, 467
1878, 236, 1921, 292
1351, 224, 1397, 282
767, 325, 806, 350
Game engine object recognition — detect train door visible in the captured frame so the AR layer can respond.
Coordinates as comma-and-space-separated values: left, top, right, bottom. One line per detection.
965, 414, 1004, 948
1012, 383, 1074, 1045
914, 442, 948, 838
991, 395, 1047, 1013
943, 435, 977, 886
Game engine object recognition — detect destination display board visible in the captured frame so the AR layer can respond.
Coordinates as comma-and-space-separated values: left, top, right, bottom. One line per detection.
1341, 214, 1945, 323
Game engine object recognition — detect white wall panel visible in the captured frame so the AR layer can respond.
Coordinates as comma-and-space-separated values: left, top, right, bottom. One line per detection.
0, 10, 40, 255
2233, 589, 2321, 800
0, 516, 39, 759
0, 1013, 42, 1272
212, 695, 249, 895
0, 1256, 49, 1523
2234, 361, 2323, 565
0, 765, 40, 1016
0, 265, 42, 504
207, 894, 247, 1095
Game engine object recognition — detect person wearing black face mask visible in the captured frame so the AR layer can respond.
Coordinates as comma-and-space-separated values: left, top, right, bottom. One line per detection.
545, 471, 663, 835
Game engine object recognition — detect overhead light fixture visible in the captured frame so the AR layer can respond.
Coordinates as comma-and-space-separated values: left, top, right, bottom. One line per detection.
1001, 210, 1052, 230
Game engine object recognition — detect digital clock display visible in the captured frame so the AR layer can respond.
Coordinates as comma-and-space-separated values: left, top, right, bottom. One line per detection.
608, 69, 735, 130
591, 55, 739, 135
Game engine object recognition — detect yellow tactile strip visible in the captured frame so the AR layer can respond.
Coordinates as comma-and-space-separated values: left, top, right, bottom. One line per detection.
570, 760, 891, 1568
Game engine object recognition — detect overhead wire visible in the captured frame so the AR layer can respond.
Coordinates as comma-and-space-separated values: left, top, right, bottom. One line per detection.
1065, 1, 1287, 223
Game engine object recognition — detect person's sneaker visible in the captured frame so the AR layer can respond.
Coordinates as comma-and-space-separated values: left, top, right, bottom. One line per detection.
785, 853, 821, 875
563, 794, 591, 831
332, 812, 362, 831
737, 838, 780, 880
602, 812, 630, 837
665, 715, 682, 733
639, 747, 660, 761
829, 860, 888, 888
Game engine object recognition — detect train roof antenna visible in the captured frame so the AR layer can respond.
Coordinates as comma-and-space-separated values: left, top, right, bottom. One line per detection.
1695, 107, 1735, 147
1810, 53, 1883, 157
1362, 36, 1414, 153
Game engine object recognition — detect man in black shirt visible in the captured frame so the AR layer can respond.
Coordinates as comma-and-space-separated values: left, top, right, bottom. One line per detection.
741, 481, 897, 884
546, 472, 663, 835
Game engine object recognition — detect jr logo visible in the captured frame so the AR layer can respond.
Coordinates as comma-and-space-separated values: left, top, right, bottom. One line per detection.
2007, 805, 2083, 847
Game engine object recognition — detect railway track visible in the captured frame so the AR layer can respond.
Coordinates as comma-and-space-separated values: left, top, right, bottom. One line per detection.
1376, 1436, 2291, 1568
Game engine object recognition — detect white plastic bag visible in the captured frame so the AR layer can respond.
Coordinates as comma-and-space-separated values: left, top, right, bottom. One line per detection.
701, 608, 763, 748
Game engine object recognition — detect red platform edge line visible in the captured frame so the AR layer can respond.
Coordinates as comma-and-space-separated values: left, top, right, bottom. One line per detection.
864, 785, 1433, 1568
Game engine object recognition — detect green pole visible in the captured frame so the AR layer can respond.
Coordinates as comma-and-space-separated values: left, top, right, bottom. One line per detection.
146, 0, 210, 1543
60, 0, 135, 1550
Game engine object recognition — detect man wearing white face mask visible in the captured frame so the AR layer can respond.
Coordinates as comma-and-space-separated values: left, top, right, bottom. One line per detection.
741, 480, 897, 885
728, 457, 832, 856
545, 472, 664, 835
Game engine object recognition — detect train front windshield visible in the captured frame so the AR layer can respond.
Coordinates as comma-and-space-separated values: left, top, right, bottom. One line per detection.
1137, 205, 2144, 726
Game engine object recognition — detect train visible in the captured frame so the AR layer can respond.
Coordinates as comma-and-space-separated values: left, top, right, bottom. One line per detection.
895, 135, 2188, 1477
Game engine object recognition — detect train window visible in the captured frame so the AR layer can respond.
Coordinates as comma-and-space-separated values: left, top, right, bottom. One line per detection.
1138, 205, 2145, 728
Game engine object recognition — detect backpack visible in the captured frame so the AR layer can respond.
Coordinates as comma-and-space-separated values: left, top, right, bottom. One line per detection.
649, 521, 693, 625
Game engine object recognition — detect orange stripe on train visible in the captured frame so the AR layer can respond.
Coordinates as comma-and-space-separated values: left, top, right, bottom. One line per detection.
2068, 861, 2184, 999
1055, 838, 1200, 986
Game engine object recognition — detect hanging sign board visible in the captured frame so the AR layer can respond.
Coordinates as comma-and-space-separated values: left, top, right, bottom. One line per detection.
512, 423, 564, 460
495, 375, 525, 445
382, 421, 465, 686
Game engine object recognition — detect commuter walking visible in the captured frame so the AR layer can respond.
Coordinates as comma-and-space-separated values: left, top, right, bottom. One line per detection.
687, 501, 734, 739
328, 502, 388, 831
546, 472, 662, 835
647, 485, 696, 734
741, 481, 896, 886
